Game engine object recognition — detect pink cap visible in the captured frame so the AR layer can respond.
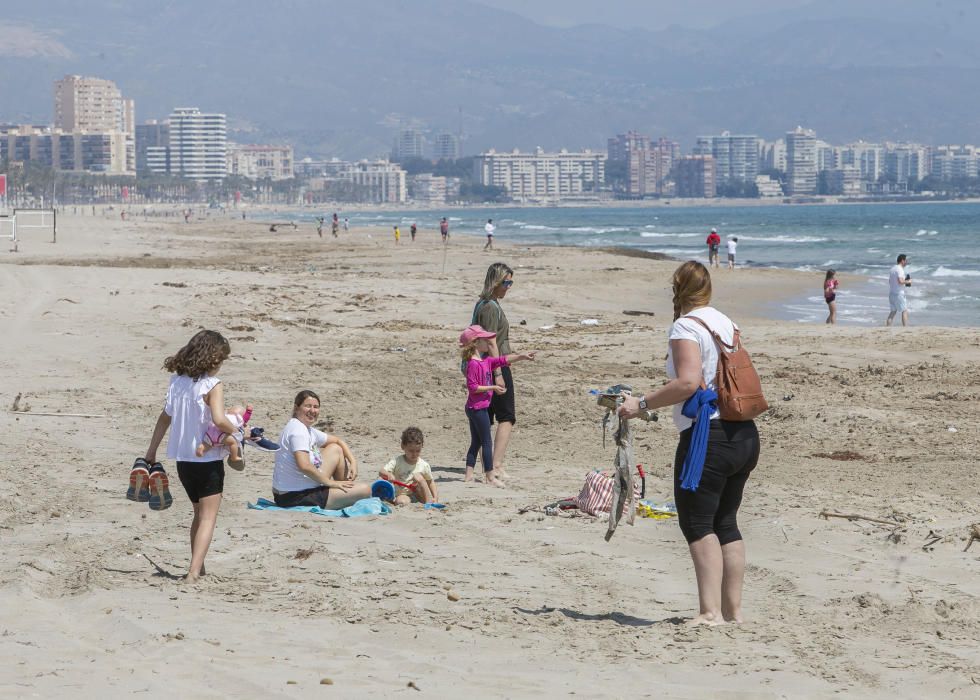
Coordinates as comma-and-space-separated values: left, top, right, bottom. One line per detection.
459, 324, 496, 346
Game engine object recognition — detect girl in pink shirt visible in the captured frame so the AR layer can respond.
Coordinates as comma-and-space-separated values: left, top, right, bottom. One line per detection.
824, 269, 839, 325
458, 324, 535, 485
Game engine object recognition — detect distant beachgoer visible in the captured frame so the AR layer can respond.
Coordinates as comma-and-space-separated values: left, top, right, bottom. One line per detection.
410, 223, 417, 242
343, 217, 349, 232
271, 390, 372, 509
394, 225, 401, 244
886, 253, 912, 327
824, 270, 839, 325
440, 217, 449, 242
315, 216, 325, 238
619, 261, 760, 625
379, 427, 438, 505
706, 228, 721, 268
727, 237, 738, 270
484, 219, 495, 251
459, 324, 535, 486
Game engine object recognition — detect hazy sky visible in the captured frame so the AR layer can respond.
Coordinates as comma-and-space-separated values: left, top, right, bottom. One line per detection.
476, 0, 813, 31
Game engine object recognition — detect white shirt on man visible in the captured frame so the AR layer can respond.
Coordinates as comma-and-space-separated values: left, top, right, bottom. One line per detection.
485, 222, 495, 236
727, 239, 737, 256
666, 306, 738, 432
888, 264, 906, 294
273, 417, 329, 493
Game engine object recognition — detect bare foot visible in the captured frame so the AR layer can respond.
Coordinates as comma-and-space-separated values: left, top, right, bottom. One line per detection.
484, 475, 505, 488
688, 612, 724, 627
724, 614, 744, 623
183, 571, 201, 583
463, 467, 475, 482
494, 469, 510, 480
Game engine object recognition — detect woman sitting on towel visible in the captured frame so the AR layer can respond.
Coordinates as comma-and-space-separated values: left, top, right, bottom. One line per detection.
272, 390, 373, 509
618, 261, 760, 626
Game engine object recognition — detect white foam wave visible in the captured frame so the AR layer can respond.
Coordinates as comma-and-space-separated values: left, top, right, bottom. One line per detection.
640, 232, 699, 238
736, 235, 829, 243
916, 229, 939, 236
932, 266, 980, 278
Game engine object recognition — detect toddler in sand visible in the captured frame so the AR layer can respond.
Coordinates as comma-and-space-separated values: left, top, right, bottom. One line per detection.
379, 427, 439, 504
196, 404, 251, 469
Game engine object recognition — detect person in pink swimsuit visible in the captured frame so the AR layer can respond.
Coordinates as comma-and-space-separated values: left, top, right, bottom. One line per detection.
824, 270, 839, 325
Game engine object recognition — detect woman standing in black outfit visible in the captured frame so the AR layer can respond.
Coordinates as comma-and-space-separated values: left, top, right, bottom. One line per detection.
619, 261, 760, 625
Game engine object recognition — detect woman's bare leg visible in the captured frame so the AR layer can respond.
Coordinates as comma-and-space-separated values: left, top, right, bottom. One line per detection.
492, 420, 514, 477
688, 534, 725, 625
721, 540, 746, 622
320, 443, 374, 509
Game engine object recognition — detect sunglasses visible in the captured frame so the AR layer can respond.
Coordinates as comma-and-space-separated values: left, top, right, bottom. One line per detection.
502, 280, 514, 288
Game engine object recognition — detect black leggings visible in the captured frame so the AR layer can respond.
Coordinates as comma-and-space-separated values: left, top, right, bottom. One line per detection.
465, 407, 494, 473
673, 419, 760, 545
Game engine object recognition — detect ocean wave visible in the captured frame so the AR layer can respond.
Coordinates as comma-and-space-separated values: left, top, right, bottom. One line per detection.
640, 232, 699, 238
932, 266, 980, 278
521, 224, 558, 231
568, 226, 630, 234
915, 229, 939, 236
736, 235, 829, 243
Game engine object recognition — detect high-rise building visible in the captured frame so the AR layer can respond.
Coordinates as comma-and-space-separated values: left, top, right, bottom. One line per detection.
607, 132, 677, 197
884, 144, 929, 182
930, 145, 979, 180
475, 148, 606, 203
673, 155, 716, 198
392, 129, 425, 161
0, 125, 130, 174
694, 133, 759, 188
54, 75, 131, 134
167, 108, 227, 181
135, 120, 170, 176
347, 160, 407, 202
433, 133, 460, 160
785, 127, 817, 195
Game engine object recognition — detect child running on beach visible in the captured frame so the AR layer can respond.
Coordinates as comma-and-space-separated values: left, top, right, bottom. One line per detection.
824, 269, 839, 324
379, 427, 439, 504
394, 225, 401, 244
459, 324, 534, 485
130, 330, 242, 582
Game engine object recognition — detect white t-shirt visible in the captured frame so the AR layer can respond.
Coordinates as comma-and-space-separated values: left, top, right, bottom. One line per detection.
164, 374, 226, 462
727, 239, 737, 256
888, 264, 906, 294
273, 417, 329, 493
485, 222, 495, 236
666, 306, 737, 432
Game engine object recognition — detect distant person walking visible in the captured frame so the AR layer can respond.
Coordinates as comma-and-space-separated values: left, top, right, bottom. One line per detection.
886, 254, 912, 327
706, 228, 721, 268
440, 217, 450, 243
394, 225, 401, 245
331, 212, 339, 238
410, 223, 417, 242
484, 219, 495, 251
727, 237, 738, 270
315, 216, 325, 238
343, 217, 350, 233
824, 270, 839, 325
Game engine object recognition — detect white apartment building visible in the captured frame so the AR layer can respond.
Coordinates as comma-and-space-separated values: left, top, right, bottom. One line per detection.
168, 108, 227, 181
838, 142, 883, 181
393, 129, 425, 161
432, 133, 460, 160
347, 161, 406, 203
694, 132, 759, 187
760, 139, 786, 173
475, 148, 606, 203
0, 125, 132, 175
754, 175, 784, 198
930, 146, 979, 180
884, 145, 929, 182
409, 173, 460, 205
785, 127, 817, 195
54, 75, 133, 135
226, 144, 294, 180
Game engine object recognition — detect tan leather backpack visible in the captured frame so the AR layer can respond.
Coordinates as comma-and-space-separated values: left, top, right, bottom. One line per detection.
685, 316, 769, 421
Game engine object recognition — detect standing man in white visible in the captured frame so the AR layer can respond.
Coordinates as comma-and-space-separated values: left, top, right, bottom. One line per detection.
886, 253, 912, 327
483, 219, 495, 251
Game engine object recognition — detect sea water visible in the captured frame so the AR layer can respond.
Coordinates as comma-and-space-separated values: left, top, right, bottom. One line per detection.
310, 202, 980, 327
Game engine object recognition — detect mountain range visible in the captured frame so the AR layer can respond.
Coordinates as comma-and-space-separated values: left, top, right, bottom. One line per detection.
2, 0, 979, 159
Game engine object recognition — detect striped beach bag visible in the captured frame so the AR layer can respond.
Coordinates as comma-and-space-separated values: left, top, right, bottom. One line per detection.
577, 469, 642, 516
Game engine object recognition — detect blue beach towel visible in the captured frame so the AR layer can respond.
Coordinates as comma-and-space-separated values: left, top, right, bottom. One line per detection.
678, 388, 718, 492
247, 496, 391, 517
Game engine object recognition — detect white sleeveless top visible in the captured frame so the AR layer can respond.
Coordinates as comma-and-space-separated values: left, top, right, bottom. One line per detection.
164, 374, 227, 462
665, 306, 737, 432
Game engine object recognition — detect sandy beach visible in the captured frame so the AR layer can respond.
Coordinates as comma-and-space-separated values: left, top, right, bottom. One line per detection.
1, 213, 978, 698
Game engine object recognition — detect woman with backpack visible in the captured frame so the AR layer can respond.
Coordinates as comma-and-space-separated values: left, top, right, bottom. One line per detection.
470, 262, 521, 480
619, 260, 764, 626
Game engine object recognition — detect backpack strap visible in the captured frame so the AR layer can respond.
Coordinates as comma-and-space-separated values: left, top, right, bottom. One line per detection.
683, 315, 739, 351
471, 299, 500, 325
